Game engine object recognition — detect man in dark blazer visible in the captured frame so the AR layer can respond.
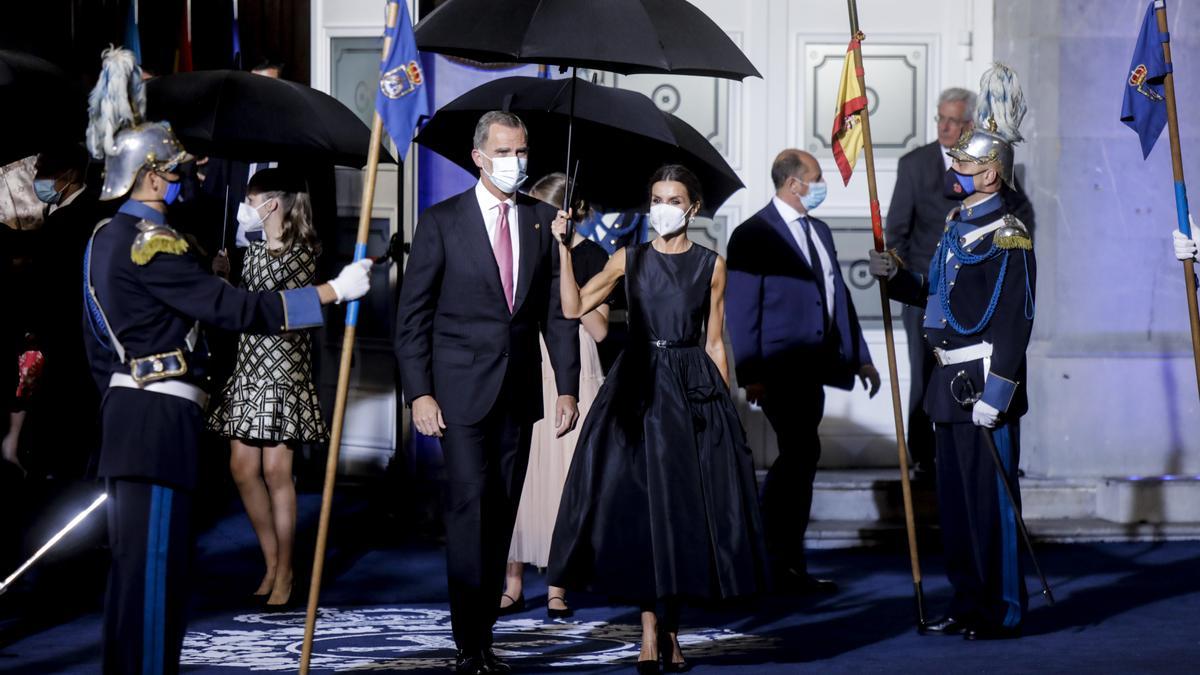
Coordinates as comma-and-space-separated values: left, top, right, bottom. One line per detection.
886, 88, 1035, 478
726, 149, 880, 593
395, 111, 580, 675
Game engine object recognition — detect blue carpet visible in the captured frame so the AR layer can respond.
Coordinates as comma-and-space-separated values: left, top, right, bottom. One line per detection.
1, 492, 1198, 673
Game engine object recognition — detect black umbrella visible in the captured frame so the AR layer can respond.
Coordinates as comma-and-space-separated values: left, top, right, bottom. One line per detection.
0, 51, 87, 166
414, 0, 759, 80
415, 76, 743, 214
144, 70, 394, 168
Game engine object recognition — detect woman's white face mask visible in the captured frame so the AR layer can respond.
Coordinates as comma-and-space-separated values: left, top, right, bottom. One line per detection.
236, 199, 275, 232
649, 203, 691, 237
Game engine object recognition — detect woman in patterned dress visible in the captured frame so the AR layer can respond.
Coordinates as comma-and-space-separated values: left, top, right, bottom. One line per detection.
207, 169, 328, 608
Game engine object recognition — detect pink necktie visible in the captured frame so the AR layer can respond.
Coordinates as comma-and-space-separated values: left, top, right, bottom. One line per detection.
494, 202, 514, 312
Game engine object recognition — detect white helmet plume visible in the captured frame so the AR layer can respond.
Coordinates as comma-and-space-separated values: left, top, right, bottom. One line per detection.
86, 47, 146, 160
976, 62, 1027, 144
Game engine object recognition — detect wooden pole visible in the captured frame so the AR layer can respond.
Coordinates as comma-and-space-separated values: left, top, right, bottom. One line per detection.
298, 5, 395, 671
846, 0, 926, 630
1154, 0, 1200, 401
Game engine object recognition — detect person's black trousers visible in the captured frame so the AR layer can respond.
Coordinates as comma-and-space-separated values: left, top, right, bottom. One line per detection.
440, 388, 534, 652
759, 380, 825, 573
103, 478, 193, 675
902, 304, 937, 470
934, 421, 1028, 628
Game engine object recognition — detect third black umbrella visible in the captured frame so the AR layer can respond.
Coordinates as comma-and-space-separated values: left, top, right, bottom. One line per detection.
0, 51, 87, 166
145, 70, 393, 168
415, 76, 743, 214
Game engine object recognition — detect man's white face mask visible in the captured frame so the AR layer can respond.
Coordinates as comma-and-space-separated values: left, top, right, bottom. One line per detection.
479, 151, 528, 194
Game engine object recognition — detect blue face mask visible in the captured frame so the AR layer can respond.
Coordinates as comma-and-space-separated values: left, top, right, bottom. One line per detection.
34, 178, 63, 205
944, 168, 977, 200
800, 179, 827, 212
163, 180, 182, 205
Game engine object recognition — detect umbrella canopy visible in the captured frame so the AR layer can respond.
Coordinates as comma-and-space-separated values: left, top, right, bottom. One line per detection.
0, 51, 87, 166
415, 76, 743, 214
144, 70, 394, 168
415, 0, 760, 80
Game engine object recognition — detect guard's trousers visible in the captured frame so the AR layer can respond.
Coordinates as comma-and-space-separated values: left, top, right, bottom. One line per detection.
935, 421, 1028, 628
103, 478, 193, 675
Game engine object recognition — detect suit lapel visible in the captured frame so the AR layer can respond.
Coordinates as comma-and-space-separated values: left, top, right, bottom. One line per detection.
511, 203, 539, 314
456, 190, 506, 304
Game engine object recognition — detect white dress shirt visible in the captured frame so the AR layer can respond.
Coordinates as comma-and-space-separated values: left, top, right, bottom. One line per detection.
773, 196, 835, 319
475, 179, 520, 296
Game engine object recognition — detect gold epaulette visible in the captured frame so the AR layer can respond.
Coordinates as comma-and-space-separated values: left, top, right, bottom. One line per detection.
994, 214, 1033, 250
131, 220, 189, 265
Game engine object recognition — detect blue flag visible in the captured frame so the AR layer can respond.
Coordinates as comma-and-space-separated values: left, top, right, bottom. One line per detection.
125, 1, 142, 64
231, 0, 242, 68
377, 1, 431, 162
1121, 1, 1169, 159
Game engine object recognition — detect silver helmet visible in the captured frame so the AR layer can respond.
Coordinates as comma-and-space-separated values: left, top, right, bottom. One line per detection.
946, 63, 1027, 188
98, 121, 193, 201
946, 121, 1016, 187
86, 47, 193, 201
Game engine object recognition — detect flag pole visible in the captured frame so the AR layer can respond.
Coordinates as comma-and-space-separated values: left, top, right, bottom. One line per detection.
297, 5, 395, 672
1154, 0, 1200, 399
845, 0, 926, 630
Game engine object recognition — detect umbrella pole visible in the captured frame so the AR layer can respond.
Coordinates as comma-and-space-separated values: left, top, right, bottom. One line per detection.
297, 113, 387, 675
562, 66, 578, 213
845, 0, 926, 631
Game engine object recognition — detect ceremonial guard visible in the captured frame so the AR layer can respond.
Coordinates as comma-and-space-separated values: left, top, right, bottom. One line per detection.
82, 49, 372, 673
870, 64, 1035, 640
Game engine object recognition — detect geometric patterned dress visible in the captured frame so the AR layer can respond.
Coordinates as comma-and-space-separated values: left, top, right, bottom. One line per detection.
206, 242, 328, 443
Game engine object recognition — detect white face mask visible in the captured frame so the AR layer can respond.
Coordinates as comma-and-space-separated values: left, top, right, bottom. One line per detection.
479, 151, 528, 194
649, 203, 691, 237
236, 199, 273, 232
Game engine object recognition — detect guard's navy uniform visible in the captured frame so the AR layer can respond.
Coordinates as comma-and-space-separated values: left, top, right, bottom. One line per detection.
83, 199, 324, 673
886, 192, 1036, 631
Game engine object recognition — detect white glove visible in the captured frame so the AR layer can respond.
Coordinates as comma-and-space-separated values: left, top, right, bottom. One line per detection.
868, 249, 898, 279
1172, 224, 1199, 262
328, 259, 373, 304
972, 400, 1000, 428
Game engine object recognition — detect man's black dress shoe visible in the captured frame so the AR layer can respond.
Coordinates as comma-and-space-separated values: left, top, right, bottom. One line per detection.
455, 650, 487, 675
482, 647, 511, 673
920, 616, 969, 635
964, 625, 1021, 641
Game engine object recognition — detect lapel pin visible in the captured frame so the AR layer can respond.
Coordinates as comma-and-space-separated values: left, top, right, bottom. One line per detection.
535, 222, 541, 230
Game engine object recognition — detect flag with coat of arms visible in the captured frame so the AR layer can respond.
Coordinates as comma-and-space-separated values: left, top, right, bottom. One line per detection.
831, 39, 867, 185
377, 0, 432, 161
1121, 0, 1169, 158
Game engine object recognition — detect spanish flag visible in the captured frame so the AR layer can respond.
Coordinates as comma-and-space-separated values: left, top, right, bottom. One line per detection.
831, 39, 868, 185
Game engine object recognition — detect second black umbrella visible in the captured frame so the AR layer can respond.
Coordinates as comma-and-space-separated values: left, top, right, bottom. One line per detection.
415, 76, 743, 214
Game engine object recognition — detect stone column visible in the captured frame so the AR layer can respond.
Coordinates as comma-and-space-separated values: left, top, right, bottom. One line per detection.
995, 0, 1200, 478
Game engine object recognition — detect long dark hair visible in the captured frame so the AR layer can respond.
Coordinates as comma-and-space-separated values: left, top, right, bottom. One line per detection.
648, 164, 703, 212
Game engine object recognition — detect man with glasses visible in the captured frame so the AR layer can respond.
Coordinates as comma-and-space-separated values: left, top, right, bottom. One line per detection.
885, 87, 1034, 481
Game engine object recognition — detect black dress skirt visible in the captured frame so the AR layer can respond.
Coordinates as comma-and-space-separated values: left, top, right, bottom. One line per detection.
549, 242, 769, 602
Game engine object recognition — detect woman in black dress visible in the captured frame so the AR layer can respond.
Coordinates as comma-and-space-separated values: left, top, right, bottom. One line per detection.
548, 165, 768, 673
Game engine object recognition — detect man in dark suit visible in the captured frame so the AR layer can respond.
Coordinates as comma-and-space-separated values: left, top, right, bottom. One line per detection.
886, 88, 1034, 478
726, 149, 880, 593
395, 111, 580, 675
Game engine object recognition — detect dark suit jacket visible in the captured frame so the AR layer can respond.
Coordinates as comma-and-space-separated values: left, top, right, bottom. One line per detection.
726, 203, 872, 391
395, 187, 580, 427
886, 141, 1035, 274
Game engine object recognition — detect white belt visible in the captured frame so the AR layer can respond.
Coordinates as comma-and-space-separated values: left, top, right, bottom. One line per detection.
933, 342, 992, 367
109, 373, 209, 409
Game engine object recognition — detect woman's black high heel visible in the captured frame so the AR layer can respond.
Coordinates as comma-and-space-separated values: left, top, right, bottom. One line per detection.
658, 627, 691, 673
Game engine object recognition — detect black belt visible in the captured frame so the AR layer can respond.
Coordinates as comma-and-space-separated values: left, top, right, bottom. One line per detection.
648, 339, 695, 349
